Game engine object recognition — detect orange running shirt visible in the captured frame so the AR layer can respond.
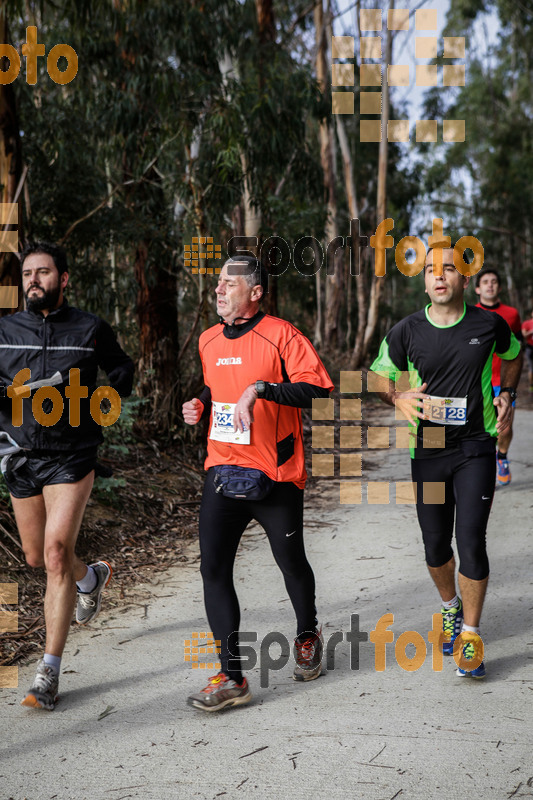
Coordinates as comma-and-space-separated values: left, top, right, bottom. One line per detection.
199, 314, 333, 489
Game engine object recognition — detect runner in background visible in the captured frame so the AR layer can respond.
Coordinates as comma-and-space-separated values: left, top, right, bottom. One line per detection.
521, 309, 533, 392
183, 256, 333, 711
1, 242, 135, 710
371, 248, 522, 679
475, 269, 522, 485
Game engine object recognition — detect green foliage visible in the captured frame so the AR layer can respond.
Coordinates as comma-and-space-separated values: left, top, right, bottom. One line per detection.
0, 477, 12, 506
92, 395, 146, 502
98, 395, 146, 457
416, 0, 533, 314
6, 0, 423, 400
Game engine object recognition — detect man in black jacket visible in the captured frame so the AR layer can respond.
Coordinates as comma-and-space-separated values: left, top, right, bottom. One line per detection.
1, 242, 134, 710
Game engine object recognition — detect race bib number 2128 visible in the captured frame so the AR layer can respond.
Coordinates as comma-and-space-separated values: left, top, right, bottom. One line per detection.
423, 395, 467, 426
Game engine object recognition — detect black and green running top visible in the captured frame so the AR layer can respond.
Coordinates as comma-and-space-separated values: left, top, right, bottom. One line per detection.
370, 303, 521, 458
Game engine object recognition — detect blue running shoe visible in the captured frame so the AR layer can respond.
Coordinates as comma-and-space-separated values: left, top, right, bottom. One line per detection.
496, 457, 511, 485
456, 635, 486, 679
441, 598, 463, 656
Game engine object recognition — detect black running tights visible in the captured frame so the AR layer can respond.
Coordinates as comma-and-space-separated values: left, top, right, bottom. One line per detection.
198, 470, 317, 681
411, 451, 495, 581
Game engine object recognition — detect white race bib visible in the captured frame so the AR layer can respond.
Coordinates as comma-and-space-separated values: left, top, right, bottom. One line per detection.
210, 401, 251, 444
423, 395, 467, 426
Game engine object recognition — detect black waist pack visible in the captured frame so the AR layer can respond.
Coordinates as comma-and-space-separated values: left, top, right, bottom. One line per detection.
213, 465, 274, 500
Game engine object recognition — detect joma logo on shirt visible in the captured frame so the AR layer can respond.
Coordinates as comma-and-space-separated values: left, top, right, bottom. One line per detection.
216, 357, 242, 366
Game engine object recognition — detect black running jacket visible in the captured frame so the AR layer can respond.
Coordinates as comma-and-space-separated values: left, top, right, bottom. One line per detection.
0, 302, 134, 451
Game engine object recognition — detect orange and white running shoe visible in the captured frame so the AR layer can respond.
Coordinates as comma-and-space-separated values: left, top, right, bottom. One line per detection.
187, 672, 252, 712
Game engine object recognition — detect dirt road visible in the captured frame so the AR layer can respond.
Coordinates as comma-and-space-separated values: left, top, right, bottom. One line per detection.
1, 409, 532, 800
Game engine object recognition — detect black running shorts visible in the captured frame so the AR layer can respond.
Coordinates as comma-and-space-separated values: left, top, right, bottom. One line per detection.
3, 447, 98, 499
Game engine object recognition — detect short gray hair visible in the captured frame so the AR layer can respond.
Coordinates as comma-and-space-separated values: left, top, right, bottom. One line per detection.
226, 256, 268, 295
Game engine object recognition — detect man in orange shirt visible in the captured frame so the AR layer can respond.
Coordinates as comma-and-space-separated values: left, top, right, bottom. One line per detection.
183, 256, 333, 711
475, 269, 522, 484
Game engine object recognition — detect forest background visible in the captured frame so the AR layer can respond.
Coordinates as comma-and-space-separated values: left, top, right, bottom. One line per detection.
0, 0, 532, 655
1, 0, 532, 431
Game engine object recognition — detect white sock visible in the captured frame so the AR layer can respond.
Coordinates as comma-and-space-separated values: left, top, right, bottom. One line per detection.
43, 653, 61, 673
442, 595, 460, 610
76, 565, 98, 594
462, 623, 480, 635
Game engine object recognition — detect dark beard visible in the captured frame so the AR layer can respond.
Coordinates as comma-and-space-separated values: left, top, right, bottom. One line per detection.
25, 285, 61, 312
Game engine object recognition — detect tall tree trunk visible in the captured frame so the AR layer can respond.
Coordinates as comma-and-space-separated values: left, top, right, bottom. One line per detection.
313, 240, 323, 346
105, 159, 120, 331
133, 167, 179, 430
336, 114, 367, 357
0, 15, 23, 315
315, 0, 342, 348
254, 0, 279, 316
360, 0, 394, 363
241, 152, 262, 240
256, 0, 274, 43
113, 8, 179, 430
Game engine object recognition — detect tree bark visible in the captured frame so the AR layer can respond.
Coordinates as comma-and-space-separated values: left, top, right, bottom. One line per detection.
256, 0, 275, 43
134, 191, 179, 430
315, 0, 342, 348
112, 10, 179, 431
0, 16, 23, 315
360, 0, 394, 364
336, 114, 368, 357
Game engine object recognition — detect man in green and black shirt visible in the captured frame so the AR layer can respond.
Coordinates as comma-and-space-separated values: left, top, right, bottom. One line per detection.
370, 247, 522, 678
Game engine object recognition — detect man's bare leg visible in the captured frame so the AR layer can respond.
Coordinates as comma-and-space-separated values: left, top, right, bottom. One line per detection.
13, 472, 94, 659
40, 472, 95, 656
497, 429, 512, 455
14, 472, 95, 708
458, 572, 488, 628
11, 493, 47, 570
497, 404, 513, 453
497, 409, 513, 485
427, 556, 457, 602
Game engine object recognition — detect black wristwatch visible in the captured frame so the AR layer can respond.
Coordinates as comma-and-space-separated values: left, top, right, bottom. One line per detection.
500, 386, 517, 402
255, 380, 266, 398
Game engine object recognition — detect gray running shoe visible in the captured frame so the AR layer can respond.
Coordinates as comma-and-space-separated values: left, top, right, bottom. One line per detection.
20, 659, 59, 710
187, 673, 252, 712
293, 628, 323, 681
76, 560, 112, 625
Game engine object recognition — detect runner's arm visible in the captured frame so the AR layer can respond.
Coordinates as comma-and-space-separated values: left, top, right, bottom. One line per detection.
198, 386, 212, 419
369, 327, 428, 424
494, 331, 522, 433
372, 376, 428, 425
259, 331, 333, 408
95, 319, 135, 397
261, 382, 330, 408
498, 352, 523, 395
182, 387, 211, 425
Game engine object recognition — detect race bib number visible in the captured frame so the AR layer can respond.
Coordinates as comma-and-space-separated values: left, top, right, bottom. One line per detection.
210, 401, 251, 444
423, 395, 467, 426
